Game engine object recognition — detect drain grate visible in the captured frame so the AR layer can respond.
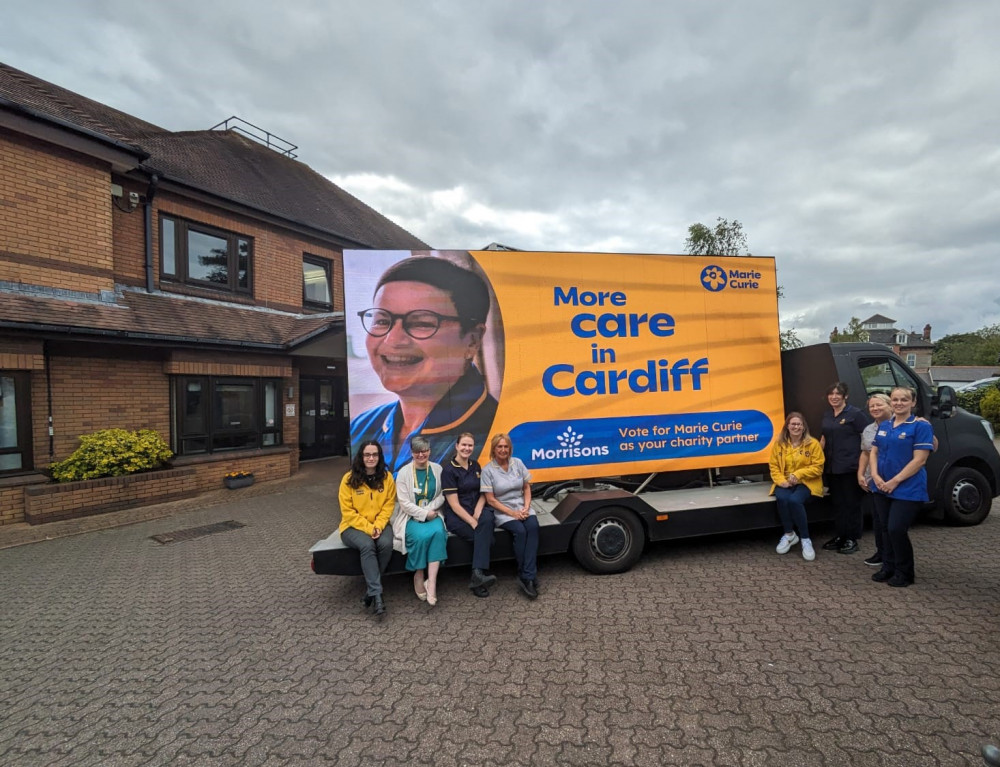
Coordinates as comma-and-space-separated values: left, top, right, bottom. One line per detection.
150, 520, 246, 545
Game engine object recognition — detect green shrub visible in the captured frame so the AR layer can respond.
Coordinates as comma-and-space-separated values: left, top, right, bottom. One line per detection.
49, 428, 173, 482
956, 382, 1000, 415
980, 388, 1000, 430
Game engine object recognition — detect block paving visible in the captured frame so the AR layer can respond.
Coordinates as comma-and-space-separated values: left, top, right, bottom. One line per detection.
1, 458, 998, 766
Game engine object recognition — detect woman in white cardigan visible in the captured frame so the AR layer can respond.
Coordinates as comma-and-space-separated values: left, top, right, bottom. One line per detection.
392, 436, 448, 605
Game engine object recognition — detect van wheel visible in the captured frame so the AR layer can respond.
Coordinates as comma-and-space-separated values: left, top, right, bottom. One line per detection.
941, 467, 992, 526
572, 507, 645, 574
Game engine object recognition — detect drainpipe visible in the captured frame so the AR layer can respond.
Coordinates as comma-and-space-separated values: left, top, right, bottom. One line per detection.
44, 340, 54, 458
143, 174, 160, 292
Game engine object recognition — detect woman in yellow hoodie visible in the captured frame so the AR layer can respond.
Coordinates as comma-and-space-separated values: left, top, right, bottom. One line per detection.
339, 440, 397, 617
770, 412, 825, 561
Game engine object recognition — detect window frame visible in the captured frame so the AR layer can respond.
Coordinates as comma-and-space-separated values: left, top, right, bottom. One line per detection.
160, 214, 254, 295
0, 371, 33, 474
302, 254, 333, 309
172, 375, 282, 455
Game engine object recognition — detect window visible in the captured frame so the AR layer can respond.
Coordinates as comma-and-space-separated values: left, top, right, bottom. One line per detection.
303, 255, 332, 308
161, 215, 252, 294
858, 356, 924, 414
0, 372, 33, 473
173, 376, 281, 455
906, 353, 916, 367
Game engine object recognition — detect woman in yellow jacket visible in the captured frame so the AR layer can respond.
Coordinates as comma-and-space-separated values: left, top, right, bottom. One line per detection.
770, 412, 825, 561
339, 440, 397, 617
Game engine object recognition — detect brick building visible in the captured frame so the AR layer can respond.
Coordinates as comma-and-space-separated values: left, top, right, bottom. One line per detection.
0, 62, 427, 525
831, 314, 935, 374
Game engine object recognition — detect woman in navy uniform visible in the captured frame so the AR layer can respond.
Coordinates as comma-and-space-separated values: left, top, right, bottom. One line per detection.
820, 382, 870, 554
440, 432, 497, 598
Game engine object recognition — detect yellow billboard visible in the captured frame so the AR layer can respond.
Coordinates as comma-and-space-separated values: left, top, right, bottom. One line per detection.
344, 250, 783, 481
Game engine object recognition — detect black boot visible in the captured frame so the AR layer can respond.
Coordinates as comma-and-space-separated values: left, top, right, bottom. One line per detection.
469, 569, 497, 590
373, 594, 386, 617
518, 578, 538, 600
361, 595, 374, 609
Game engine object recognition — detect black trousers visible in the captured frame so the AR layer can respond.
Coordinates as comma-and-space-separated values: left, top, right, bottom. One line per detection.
872, 495, 921, 582
444, 508, 495, 571
828, 472, 863, 540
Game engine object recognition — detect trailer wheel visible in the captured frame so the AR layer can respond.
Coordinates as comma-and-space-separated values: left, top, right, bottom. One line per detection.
941, 467, 992, 526
572, 506, 645, 574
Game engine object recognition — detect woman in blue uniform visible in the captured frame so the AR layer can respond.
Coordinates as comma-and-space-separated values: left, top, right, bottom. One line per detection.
869, 386, 934, 587
350, 256, 499, 472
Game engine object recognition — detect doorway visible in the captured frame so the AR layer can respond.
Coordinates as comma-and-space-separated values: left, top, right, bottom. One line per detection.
299, 376, 348, 459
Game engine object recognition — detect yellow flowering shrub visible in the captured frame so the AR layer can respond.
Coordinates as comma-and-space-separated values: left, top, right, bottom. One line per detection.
49, 429, 173, 482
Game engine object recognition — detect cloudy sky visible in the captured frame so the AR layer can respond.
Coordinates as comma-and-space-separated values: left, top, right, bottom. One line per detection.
3, 0, 999, 344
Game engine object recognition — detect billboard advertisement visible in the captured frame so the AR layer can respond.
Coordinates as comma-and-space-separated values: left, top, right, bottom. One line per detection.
344, 250, 783, 481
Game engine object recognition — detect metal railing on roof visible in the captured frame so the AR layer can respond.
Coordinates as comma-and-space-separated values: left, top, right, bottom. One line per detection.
210, 116, 298, 158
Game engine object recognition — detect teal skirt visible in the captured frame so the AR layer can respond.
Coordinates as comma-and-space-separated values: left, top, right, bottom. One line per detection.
405, 517, 448, 570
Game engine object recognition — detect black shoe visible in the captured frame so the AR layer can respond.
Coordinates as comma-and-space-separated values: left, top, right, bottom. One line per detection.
822, 536, 844, 551
863, 553, 883, 567
361, 595, 374, 609
838, 539, 859, 554
519, 578, 538, 600
871, 569, 893, 582
471, 586, 490, 598
470, 569, 497, 590
373, 594, 386, 617
532, 579, 540, 593
887, 574, 913, 588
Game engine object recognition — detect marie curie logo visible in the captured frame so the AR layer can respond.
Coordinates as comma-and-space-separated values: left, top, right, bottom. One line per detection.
700, 265, 727, 291
528, 425, 610, 464
700, 264, 762, 292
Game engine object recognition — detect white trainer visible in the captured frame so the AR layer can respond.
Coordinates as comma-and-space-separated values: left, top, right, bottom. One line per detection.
776, 532, 799, 554
801, 538, 816, 561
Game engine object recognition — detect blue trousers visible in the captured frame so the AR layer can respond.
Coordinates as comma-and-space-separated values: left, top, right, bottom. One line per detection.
872, 495, 921, 582
501, 515, 540, 581
341, 526, 393, 597
445, 508, 495, 570
774, 484, 811, 539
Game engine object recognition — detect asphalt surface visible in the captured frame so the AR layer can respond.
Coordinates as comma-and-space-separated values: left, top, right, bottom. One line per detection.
1, 457, 999, 767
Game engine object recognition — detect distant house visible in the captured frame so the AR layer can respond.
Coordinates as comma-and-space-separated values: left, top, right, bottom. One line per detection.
0, 61, 427, 525
927, 367, 1000, 389
831, 314, 934, 373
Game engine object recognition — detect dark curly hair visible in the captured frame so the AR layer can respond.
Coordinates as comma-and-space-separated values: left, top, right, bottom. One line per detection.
347, 440, 388, 490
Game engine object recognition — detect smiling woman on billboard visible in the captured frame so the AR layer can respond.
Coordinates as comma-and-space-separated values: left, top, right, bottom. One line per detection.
348, 252, 503, 472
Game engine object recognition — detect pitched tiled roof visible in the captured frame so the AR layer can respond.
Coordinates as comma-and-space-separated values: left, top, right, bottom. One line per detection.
141, 131, 426, 248
0, 61, 428, 249
0, 288, 340, 349
862, 314, 896, 325
928, 366, 1000, 384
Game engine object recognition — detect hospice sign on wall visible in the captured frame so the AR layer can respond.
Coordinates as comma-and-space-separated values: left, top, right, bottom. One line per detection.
344, 250, 783, 483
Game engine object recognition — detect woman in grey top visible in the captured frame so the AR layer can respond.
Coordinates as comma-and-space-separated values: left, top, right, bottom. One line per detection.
857, 393, 891, 567
481, 433, 538, 600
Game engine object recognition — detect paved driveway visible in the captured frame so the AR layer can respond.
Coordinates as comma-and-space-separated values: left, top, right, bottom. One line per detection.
1, 461, 998, 766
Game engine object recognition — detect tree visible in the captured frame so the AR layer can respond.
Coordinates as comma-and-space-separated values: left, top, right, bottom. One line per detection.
830, 317, 869, 343
932, 324, 1000, 365
685, 218, 750, 256
684, 218, 802, 350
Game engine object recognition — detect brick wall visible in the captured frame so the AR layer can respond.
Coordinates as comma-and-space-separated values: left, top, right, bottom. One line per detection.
0, 132, 114, 293
147, 192, 343, 312
43, 355, 170, 464
23, 467, 200, 524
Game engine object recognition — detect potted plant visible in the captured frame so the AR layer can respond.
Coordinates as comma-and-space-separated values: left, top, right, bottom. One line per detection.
224, 470, 255, 489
